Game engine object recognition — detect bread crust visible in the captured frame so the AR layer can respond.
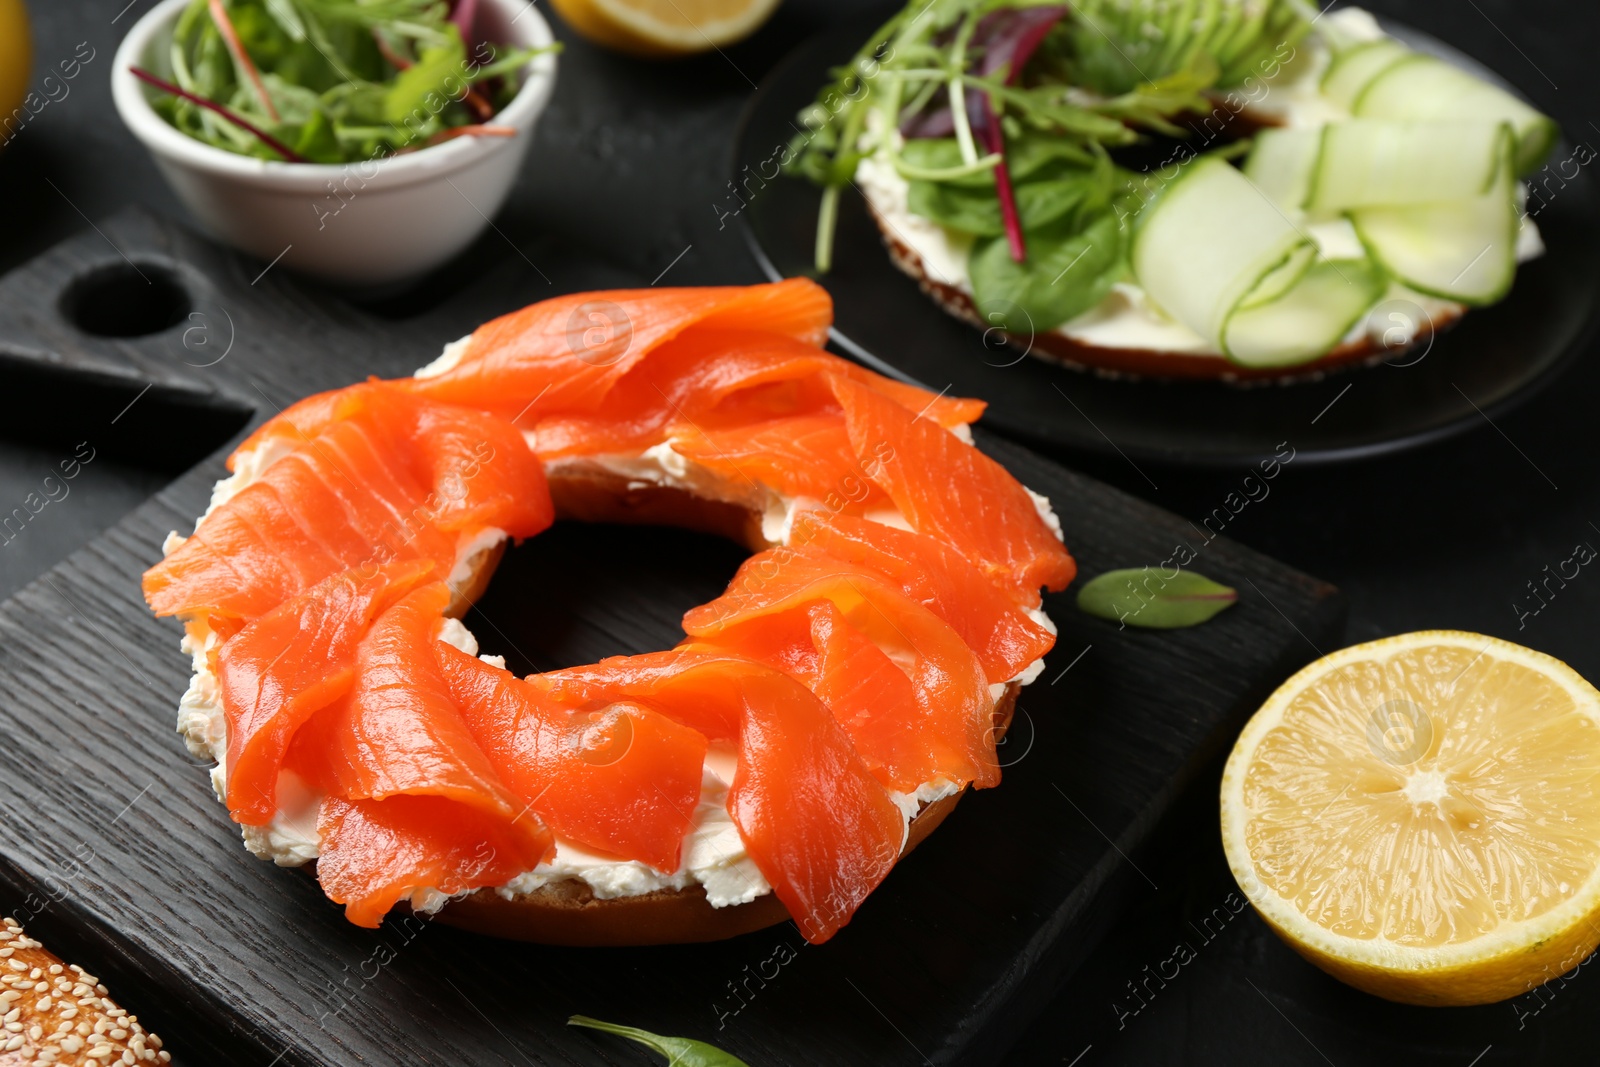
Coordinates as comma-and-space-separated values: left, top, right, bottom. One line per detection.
867, 198, 1462, 383
0, 916, 170, 1063
546, 465, 771, 552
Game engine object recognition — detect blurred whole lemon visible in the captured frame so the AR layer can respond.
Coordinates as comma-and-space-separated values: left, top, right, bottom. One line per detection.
0, 0, 29, 136
551, 0, 781, 57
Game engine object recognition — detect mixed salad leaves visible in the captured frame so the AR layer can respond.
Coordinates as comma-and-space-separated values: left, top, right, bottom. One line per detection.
135, 0, 555, 164
788, 0, 1314, 333
788, 0, 1560, 368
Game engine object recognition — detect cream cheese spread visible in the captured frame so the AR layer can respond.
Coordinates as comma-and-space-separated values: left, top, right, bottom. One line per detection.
160, 357, 1058, 914
854, 6, 1545, 361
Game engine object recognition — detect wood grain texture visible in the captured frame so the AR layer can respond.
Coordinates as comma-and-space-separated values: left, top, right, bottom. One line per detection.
0, 210, 1343, 1066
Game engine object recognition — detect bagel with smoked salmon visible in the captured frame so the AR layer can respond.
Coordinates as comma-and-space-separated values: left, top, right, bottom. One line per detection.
144, 278, 1070, 946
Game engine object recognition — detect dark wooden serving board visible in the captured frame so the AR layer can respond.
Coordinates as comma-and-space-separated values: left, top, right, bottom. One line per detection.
0, 211, 1342, 1067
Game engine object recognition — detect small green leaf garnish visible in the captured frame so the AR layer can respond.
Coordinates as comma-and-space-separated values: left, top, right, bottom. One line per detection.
1076, 567, 1238, 629
567, 1016, 753, 1067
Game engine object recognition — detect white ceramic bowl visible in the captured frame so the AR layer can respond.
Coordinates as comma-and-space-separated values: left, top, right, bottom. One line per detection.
112, 0, 557, 286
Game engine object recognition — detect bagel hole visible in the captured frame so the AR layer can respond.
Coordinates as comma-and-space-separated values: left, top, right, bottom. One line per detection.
59, 262, 192, 338
462, 522, 749, 676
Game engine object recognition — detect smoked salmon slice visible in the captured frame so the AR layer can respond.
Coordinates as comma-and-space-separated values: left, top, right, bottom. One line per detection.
145, 387, 552, 621
316, 794, 548, 928
218, 559, 437, 825
683, 546, 998, 791
407, 400, 553, 537
669, 414, 890, 508
689, 601, 925, 793
409, 279, 833, 419
534, 650, 905, 943
828, 373, 1076, 600
293, 585, 543, 830
788, 508, 1055, 682
228, 382, 375, 469
435, 644, 706, 873
522, 328, 981, 460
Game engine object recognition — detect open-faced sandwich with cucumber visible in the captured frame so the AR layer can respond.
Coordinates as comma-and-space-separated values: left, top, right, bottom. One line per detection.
788, 0, 1557, 380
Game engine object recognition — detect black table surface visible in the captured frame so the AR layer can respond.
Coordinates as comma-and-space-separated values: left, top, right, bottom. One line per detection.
5, 1, 1598, 1064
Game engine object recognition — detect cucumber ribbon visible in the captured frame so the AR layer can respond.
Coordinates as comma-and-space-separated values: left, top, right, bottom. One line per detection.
1131, 155, 1385, 368
1138, 107, 1525, 366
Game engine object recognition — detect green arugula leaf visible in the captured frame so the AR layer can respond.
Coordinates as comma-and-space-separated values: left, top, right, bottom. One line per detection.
256, 72, 321, 122
1076, 567, 1239, 629
383, 25, 467, 127
291, 108, 344, 162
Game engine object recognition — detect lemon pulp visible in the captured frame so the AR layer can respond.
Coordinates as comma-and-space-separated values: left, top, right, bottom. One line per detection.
1222, 632, 1600, 1005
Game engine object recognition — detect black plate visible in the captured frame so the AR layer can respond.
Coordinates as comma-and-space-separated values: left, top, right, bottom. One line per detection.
735, 19, 1600, 466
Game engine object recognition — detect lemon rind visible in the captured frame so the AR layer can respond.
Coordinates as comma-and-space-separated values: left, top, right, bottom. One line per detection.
1221, 630, 1600, 985
584, 0, 783, 51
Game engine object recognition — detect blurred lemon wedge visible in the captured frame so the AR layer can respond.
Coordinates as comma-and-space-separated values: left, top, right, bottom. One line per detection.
0, 0, 31, 139
550, 0, 781, 56
1221, 631, 1600, 1006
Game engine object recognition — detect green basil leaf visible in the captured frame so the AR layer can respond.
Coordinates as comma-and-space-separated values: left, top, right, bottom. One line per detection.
568, 1016, 752, 1067
969, 209, 1126, 332
1076, 567, 1239, 629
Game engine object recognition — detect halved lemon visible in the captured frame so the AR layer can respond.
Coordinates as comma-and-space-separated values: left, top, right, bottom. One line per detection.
1220, 631, 1600, 1006
549, 0, 782, 57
